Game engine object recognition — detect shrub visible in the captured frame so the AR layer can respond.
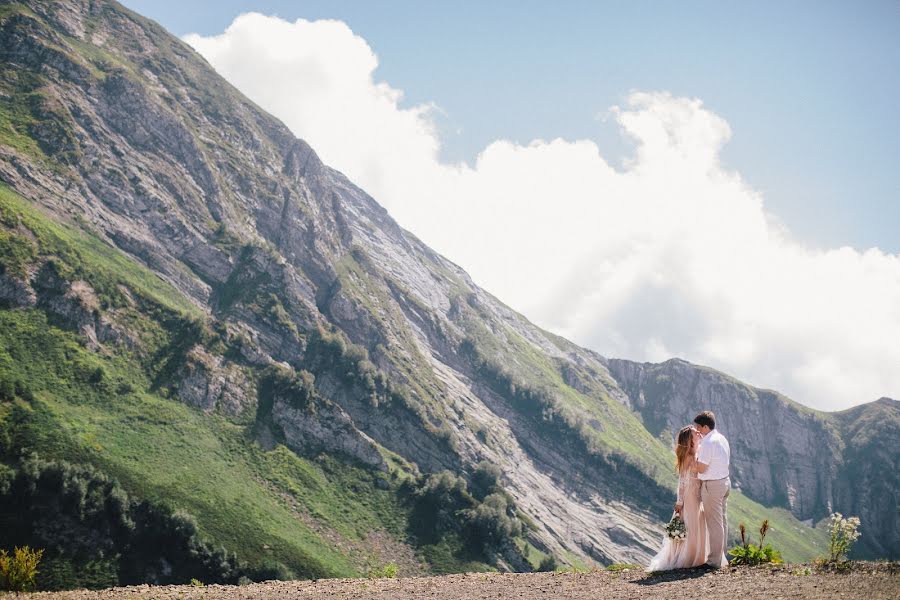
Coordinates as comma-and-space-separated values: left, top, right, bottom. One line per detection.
257, 364, 317, 413
728, 520, 782, 566
249, 560, 294, 582
409, 471, 472, 540
0, 546, 44, 592
366, 562, 398, 579
537, 555, 558, 572
470, 461, 501, 501
826, 513, 861, 562
465, 493, 522, 551
406, 469, 529, 567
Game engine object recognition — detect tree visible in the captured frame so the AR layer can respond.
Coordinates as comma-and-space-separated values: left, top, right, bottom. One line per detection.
470, 461, 501, 501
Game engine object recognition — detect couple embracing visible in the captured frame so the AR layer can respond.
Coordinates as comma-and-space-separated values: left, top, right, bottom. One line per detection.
648, 410, 731, 572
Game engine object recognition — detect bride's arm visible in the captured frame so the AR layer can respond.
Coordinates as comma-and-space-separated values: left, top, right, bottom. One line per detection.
675, 471, 685, 513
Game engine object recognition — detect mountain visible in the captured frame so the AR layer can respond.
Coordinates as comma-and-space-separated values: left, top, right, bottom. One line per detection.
0, 0, 894, 588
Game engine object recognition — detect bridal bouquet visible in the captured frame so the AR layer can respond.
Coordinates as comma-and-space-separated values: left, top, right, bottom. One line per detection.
666, 514, 687, 542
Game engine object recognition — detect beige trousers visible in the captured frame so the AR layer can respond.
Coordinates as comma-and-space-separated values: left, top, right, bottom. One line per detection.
700, 477, 730, 567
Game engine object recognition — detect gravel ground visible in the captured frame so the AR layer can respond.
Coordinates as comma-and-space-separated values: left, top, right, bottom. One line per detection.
18, 563, 899, 600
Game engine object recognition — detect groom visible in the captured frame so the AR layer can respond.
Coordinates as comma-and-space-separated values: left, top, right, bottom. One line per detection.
693, 410, 731, 568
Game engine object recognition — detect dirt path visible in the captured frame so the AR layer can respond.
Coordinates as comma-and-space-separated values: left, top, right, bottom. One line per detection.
20, 564, 899, 600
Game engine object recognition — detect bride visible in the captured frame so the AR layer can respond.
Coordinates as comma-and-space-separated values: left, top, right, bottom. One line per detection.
647, 426, 710, 571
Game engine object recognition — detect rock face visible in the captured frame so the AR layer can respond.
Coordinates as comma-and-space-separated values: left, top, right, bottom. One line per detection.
830, 398, 900, 559
606, 358, 899, 558
0, 262, 125, 347
0, 0, 896, 565
176, 346, 256, 415
271, 395, 386, 470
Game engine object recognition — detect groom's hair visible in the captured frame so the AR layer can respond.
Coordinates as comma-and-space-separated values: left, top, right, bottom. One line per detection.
693, 411, 716, 430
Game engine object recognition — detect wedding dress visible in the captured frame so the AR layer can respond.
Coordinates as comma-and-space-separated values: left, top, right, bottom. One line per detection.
647, 467, 711, 571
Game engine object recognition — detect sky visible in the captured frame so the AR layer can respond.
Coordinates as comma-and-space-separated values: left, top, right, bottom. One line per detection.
121, 1, 900, 410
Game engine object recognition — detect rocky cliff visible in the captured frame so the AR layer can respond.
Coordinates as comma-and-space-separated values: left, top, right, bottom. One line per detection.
0, 0, 894, 576
606, 358, 898, 558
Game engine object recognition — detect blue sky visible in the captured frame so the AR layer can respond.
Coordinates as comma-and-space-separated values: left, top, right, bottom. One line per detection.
123, 0, 900, 254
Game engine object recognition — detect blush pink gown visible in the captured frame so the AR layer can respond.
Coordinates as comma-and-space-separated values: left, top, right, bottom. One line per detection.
647, 468, 711, 571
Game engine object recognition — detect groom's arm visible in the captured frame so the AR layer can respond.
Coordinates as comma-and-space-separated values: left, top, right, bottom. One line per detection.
695, 440, 712, 474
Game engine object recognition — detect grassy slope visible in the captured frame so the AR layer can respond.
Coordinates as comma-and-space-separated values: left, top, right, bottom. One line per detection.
2, 330, 353, 577
0, 186, 427, 578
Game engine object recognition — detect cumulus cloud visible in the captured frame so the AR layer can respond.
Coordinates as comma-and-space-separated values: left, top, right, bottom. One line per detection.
185, 14, 900, 411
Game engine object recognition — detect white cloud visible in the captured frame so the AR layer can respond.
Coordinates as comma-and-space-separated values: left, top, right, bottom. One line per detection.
185, 15, 900, 411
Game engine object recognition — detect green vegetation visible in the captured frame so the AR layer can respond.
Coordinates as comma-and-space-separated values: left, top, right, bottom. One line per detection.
0, 301, 500, 584
0, 187, 412, 587
0, 456, 243, 589
499, 324, 672, 477
0, 227, 36, 278
536, 556, 558, 572
728, 493, 828, 563
470, 461, 502, 501
298, 325, 461, 456
826, 513, 862, 562
405, 470, 527, 571
334, 248, 462, 434
0, 83, 50, 162
0, 309, 379, 583
214, 245, 275, 312
257, 364, 317, 414
366, 562, 398, 579
605, 563, 641, 572
0, 546, 44, 592
450, 290, 680, 507
728, 520, 783, 566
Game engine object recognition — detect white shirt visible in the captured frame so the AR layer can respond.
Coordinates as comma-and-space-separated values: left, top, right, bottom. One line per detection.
697, 429, 730, 480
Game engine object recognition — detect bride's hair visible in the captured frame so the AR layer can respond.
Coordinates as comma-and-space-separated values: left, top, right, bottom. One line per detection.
674, 426, 694, 473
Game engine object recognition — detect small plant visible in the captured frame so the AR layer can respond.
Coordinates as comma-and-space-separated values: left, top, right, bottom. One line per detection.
728, 520, 783, 566
606, 563, 640, 572
554, 565, 594, 574
826, 512, 861, 562
0, 546, 44, 592
190, 578, 205, 587
366, 562, 398, 579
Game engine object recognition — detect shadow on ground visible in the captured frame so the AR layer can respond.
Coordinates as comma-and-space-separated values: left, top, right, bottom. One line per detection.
635, 566, 716, 586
